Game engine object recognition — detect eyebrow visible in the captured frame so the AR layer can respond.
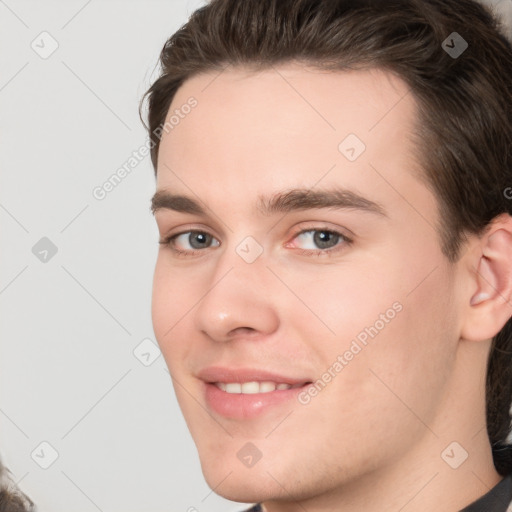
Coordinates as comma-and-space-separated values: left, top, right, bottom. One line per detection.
150, 187, 387, 218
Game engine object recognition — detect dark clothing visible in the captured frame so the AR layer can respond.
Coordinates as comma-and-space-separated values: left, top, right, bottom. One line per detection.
240, 474, 512, 512
461, 474, 512, 511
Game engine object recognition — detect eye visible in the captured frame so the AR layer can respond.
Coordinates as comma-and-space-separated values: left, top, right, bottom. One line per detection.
159, 230, 220, 256
287, 228, 352, 256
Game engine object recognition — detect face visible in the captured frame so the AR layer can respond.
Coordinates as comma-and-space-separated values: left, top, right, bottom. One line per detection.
151, 64, 465, 504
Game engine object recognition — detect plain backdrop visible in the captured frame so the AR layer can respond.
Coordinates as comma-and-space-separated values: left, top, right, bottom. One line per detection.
0, 1, 511, 511
0, 1, 248, 511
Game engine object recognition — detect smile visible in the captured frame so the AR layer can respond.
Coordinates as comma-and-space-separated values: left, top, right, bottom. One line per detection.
214, 381, 307, 393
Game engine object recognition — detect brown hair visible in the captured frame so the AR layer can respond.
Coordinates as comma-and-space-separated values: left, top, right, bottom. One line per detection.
140, 0, 512, 475
0, 459, 35, 512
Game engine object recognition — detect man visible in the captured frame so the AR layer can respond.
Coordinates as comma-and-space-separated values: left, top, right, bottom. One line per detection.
141, 0, 512, 510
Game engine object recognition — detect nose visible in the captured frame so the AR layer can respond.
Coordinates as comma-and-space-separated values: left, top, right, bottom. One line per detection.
193, 246, 280, 343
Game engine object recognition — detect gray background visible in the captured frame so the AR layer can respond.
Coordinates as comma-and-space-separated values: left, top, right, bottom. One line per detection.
1, 1, 511, 511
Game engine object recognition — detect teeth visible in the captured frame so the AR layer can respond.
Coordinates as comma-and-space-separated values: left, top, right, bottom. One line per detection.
260, 382, 278, 393
241, 382, 260, 394
215, 381, 294, 394
225, 383, 241, 393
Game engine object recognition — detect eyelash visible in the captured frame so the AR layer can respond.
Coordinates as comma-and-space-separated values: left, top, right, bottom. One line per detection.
158, 226, 353, 258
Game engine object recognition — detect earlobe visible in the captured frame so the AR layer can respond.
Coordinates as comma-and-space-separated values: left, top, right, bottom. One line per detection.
461, 218, 512, 341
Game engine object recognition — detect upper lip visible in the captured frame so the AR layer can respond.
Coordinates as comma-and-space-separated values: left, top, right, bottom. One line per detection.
198, 366, 312, 385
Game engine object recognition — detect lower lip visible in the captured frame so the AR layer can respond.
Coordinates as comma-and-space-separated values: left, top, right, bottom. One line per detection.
204, 382, 310, 419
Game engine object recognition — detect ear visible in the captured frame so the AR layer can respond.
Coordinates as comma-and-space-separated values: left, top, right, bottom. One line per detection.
460, 214, 512, 341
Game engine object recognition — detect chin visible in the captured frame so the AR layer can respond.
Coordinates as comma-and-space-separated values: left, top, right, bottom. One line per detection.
202, 467, 277, 504
197, 450, 275, 500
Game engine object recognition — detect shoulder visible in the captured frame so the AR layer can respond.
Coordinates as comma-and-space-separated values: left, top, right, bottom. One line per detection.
462, 474, 512, 512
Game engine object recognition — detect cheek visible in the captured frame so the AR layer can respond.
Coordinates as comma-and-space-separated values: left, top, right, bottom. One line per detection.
305, 246, 458, 403
151, 257, 192, 370
286, 260, 403, 352
349, 261, 459, 422
151, 258, 171, 340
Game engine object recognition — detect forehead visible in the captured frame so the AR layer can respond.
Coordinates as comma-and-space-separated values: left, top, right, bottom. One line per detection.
156, 64, 427, 216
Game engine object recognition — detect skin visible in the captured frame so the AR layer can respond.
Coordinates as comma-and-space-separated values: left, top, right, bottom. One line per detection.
151, 63, 512, 511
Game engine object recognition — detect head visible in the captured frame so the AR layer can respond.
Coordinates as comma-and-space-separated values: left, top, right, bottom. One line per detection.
141, 0, 512, 503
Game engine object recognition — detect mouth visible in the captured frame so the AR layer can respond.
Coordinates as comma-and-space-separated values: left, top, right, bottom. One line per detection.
212, 380, 310, 394
199, 367, 314, 419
